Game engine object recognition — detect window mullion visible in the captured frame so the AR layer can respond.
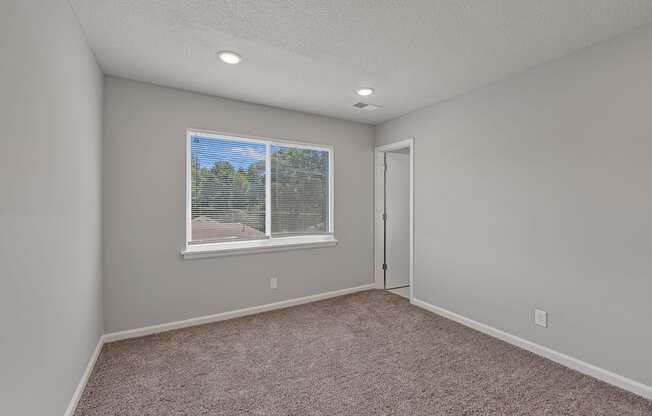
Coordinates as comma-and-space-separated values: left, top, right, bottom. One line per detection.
265, 143, 272, 238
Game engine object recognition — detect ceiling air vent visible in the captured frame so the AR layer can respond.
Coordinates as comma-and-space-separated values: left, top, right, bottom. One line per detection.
353, 102, 382, 111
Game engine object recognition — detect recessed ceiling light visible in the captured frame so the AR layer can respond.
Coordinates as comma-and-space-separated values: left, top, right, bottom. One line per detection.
356, 88, 374, 96
217, 50, 242, 64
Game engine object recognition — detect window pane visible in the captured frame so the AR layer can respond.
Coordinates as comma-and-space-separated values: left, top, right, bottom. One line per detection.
191, 135, 266, 242
271, 145, 329, 235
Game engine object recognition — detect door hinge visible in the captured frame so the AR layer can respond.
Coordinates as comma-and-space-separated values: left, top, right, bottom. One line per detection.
382, 263, 387, 271
382, 213, 387, 221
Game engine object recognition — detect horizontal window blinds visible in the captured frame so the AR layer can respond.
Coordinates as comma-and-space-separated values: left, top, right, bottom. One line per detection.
190, 135, 266, 243
271, 145, 329, 236
188, 131, 331, 244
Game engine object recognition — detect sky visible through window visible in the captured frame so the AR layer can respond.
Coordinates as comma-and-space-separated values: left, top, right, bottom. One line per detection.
192, 135, 265, 169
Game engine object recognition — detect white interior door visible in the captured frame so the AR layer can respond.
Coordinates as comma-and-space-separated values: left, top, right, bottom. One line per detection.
385, 151, 410, 289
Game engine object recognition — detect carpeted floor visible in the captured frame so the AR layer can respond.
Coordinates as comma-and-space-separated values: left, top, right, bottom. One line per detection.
75, 290, 652, 415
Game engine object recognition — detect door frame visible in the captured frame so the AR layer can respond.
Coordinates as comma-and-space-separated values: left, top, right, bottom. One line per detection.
374, 138, 414, 301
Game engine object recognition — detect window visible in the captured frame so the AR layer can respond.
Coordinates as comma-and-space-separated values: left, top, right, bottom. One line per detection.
184, 130, 335, 258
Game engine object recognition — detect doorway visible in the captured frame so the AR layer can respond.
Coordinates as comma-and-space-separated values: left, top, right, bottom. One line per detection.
374, 139, 414, 301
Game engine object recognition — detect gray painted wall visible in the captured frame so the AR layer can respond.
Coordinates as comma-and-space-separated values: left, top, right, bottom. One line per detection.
102, 77, 374, 332
0, 1, 103, 415
376, 24, 652, 386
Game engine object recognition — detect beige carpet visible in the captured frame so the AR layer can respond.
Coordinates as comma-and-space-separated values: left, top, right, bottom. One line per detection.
75, 290, 652, 415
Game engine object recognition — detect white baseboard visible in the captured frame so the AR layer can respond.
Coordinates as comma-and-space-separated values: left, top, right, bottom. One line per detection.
64, 334, 106, 416
411, 298, 652, 401
104, 283, 375, 343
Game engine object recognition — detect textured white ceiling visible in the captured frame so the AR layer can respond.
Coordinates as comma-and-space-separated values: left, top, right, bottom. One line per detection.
70, 0, 652, 124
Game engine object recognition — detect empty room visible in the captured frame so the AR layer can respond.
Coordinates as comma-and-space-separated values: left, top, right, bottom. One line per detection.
3, 1, 652, 415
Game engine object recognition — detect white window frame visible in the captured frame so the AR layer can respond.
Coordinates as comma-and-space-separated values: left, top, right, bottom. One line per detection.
182, 129, 336, 259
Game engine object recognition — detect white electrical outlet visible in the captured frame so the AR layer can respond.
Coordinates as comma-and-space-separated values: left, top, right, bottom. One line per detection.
535, 309, 548, 328
270, 277, 278, 289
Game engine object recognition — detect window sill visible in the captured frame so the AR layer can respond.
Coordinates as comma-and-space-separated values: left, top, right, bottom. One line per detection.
181, 235, 338, 259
